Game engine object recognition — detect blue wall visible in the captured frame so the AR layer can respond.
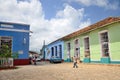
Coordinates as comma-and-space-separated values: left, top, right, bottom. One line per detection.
0, 22, 30, 59
45, 40, 64, 60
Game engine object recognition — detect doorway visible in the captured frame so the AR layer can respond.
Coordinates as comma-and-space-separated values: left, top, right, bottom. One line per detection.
74, 39, 80, 61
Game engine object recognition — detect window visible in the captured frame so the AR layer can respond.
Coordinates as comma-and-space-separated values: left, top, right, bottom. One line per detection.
51, 47, 54, 57
75, 39, 78, 44
0, 36, 12, 57
59, 45, 62, 58
67, 42, 71, 58
74, 39, 80, 58
55, 46, 57, 56
75, 39, 79, 47
0, 36, 12, 52
84, 37, 90, 58
100, 32, 109, 57
67, 42, 71, 51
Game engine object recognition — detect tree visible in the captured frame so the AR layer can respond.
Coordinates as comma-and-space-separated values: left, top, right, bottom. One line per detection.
0, 44, 12, 58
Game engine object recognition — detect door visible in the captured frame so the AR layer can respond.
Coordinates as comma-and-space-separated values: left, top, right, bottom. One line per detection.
74, 39, 80, 60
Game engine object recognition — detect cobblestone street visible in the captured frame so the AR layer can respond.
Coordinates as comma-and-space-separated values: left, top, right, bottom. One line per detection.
0, 62, 120, 80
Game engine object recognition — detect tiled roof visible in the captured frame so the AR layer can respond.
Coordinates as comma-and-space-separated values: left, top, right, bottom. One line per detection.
62, 17, 120, 40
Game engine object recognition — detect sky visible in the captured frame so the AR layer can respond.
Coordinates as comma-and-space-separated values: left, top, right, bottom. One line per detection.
0, 0, 120, 52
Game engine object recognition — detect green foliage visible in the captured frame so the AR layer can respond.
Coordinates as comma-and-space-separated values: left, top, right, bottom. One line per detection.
0, 45, 12, 58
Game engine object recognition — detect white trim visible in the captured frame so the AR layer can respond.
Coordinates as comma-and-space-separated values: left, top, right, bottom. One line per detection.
74, 38, 80, 48
98, 30, 111, 58
82, 36, 86, 53
83, 36, 89, 39
0, 28, 31, 33
66, 41, 71, 51
83, 36, 90, 58
54, 47, 56, 57
98, 30, 108, 34
83, 36, 89, 50
55, 46, 57, 57
91, 59, 101, 61
111, 60, 120, 61
98, 31, 102, 57
66, 41, 71, 58
1, 24, 14, 28
107, 32, 111, 59
98, 31, 106, 57
58, 45, 60, 57
74, 38, 80, 57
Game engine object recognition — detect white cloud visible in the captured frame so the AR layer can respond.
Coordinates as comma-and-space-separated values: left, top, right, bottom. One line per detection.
0, 0, 90, 51
68, 0, 119, 10
79, 19, 91, 29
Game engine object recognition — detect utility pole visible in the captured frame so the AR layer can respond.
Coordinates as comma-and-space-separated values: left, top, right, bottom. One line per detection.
43, 40, 45, 46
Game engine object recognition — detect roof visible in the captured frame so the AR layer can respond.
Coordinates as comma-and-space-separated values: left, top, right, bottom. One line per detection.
0, 21, 33, 33
62, 17, 120, 40
0, 21, 29, 26
47, 39, 62, 46
29, 51, 39, 55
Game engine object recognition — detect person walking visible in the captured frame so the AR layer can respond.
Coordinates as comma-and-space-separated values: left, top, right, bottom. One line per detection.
34, 56, 37, 65
73, 56, 78, 68
31, 57, 34, 65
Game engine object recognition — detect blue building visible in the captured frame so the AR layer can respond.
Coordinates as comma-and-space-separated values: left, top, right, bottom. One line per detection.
44, 39, 64, 60
0, 22, 31, 65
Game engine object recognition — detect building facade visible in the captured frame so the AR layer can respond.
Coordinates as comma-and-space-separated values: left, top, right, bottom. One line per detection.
62, 17, 120, 64
0, 22, 31, 65
44, 40, 64, 60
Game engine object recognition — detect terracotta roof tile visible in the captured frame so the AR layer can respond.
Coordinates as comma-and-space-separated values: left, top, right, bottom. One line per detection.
62, 17, 120, 40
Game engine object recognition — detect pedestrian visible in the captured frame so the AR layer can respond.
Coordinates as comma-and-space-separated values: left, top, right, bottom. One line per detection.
29, 57, 32, 64
73, 56, 78, 68
30, 57, 34, 65
34, 56, 37, 65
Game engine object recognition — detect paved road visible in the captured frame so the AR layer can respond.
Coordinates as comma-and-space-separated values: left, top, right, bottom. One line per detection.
0, 62, 120, 80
